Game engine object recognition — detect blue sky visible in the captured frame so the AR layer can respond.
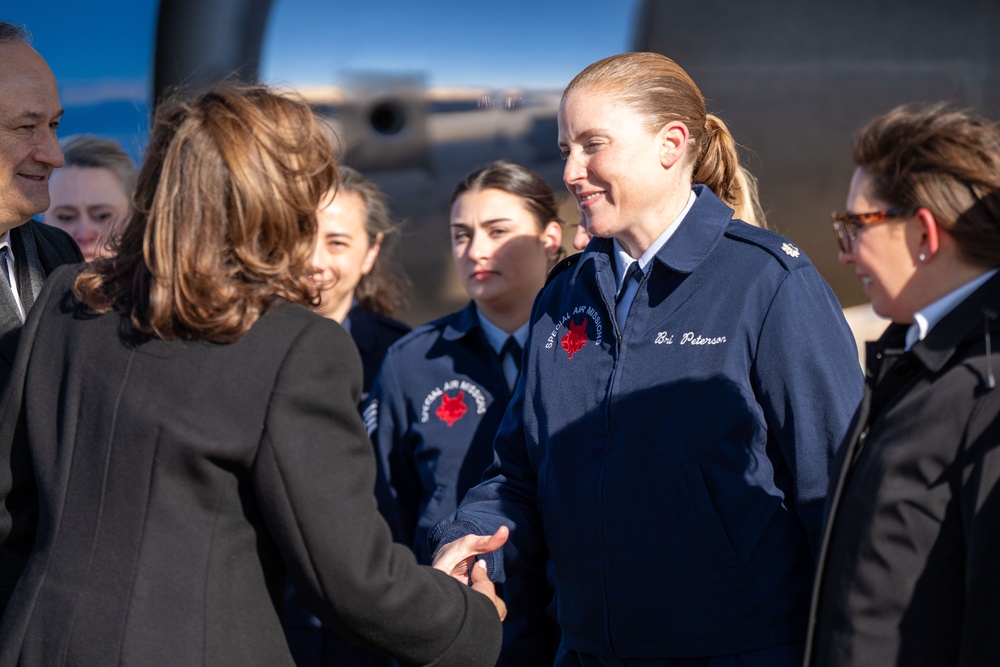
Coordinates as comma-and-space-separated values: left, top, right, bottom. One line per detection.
8, 1, 638, 97
3, 1, 636, 160
263, 0, 638, 89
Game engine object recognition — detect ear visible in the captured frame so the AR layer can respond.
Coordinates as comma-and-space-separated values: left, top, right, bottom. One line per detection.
361, 232, 383, 275
658, 121, 690, 169
914, 208, 940, 261
541, 220, 563, 256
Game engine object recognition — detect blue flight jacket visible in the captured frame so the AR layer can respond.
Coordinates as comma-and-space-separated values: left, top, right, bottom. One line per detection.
367, 302, 560, 664
430, 186, 863, 660
366, 302, 513, 563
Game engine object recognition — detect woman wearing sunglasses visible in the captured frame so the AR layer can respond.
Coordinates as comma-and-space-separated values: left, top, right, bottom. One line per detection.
806, 104, 1000, 666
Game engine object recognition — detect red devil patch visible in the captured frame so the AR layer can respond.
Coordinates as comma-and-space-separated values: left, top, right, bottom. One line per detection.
561, 317, 589, 360
436, 390, 468, 426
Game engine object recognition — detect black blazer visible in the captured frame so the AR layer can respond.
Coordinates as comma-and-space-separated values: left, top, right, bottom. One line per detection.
0, 220, 82, 388
0, 266, 500, 667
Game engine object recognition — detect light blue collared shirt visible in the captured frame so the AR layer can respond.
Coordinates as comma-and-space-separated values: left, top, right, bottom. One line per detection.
615, 190, 697, 324
905, 268, 999, 350
476, 310, 529, 391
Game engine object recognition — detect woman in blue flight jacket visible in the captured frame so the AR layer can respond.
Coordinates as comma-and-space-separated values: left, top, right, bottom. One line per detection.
431, 53, 863, 666
367, 160, 564, 663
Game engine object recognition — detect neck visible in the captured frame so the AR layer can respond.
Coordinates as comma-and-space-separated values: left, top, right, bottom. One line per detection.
0, 219, 26, 237
476, 300, 530, 335
917, 261, 992, 313
317, 294, 353, 324
616, 182, 691, 259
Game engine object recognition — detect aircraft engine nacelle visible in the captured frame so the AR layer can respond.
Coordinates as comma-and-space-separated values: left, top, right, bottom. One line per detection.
332, 73, 431, 173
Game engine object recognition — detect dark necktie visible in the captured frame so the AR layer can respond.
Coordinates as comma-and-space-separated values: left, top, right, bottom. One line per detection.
617, 262, 643, 303
501, 336, 523, 390
0, 247, 12, 288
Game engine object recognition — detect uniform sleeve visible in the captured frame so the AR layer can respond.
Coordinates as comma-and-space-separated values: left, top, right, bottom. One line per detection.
752, 265, 864, 558
367, 347, 422, 548
429, 346, 547, 584
252, 320, 501, 667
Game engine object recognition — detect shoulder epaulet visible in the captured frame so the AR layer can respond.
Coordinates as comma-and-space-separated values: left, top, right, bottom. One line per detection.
725, 221, 810, 270
545, 252, 582, 287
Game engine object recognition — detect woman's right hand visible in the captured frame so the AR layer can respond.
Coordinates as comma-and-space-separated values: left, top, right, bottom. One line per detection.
469, 559, 507, 621
431, 525, 509, 584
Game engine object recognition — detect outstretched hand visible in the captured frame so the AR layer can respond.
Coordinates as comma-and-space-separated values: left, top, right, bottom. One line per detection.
432, 525, 509, 584
470, 560, 507, 621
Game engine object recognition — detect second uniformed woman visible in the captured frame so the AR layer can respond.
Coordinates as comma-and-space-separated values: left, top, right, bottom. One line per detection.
367, 160, 563, 664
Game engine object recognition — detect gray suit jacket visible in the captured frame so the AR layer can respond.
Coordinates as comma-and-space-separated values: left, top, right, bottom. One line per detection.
0, 220, 82, 387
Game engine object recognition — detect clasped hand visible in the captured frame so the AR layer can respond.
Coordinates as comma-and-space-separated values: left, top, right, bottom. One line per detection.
432, 526, 509, 621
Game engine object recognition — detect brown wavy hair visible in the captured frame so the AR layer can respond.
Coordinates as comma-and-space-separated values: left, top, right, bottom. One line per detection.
564, 52, 767, 228
336, 166, 410, 317
73, 84, 338, 342
852, 103, 1000, 268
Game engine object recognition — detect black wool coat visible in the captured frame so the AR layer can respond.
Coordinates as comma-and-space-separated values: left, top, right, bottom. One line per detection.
806, 271, 1000, 666
0, 265, 501, 667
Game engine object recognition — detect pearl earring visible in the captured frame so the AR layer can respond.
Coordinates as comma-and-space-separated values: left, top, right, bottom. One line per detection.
918, 252, 927, 262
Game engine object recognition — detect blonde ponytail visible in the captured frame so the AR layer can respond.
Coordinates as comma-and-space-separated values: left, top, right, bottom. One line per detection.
695, 115, 767, 229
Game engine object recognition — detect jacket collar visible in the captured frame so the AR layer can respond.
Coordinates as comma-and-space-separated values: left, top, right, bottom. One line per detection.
570, 184, 732, 285
906, 270, 1000, 375
441, 301, 482, 342
347, 305, 374, 352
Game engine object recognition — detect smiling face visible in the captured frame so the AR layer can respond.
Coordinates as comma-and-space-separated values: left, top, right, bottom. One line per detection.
558, 86, 682, 256
450, 187, 560, 324
43, 166, 129, 261
840, 167, 923, 323
310, 189, 381, 323
0, 41, 64, 232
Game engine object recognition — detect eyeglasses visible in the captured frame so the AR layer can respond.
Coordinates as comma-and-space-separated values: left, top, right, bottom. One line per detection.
830, 208, 916, 253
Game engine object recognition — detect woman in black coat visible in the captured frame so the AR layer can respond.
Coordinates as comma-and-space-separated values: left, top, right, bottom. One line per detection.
806, 104, 1000, 666
0, 84, 503, 667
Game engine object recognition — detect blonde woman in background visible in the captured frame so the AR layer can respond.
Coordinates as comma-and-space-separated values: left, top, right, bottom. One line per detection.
42, 134, 136, 261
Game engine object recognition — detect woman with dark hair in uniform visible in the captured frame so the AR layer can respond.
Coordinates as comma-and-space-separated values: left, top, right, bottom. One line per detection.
430, 52, 863, 666
308, 166, 411, 399
285, 166, 411, 666
0, 83, 504, 667
367, 159, 563, 664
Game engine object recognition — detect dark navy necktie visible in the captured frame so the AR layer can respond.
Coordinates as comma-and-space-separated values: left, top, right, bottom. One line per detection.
501, 336, 523, 390
617, 261, 643, 303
